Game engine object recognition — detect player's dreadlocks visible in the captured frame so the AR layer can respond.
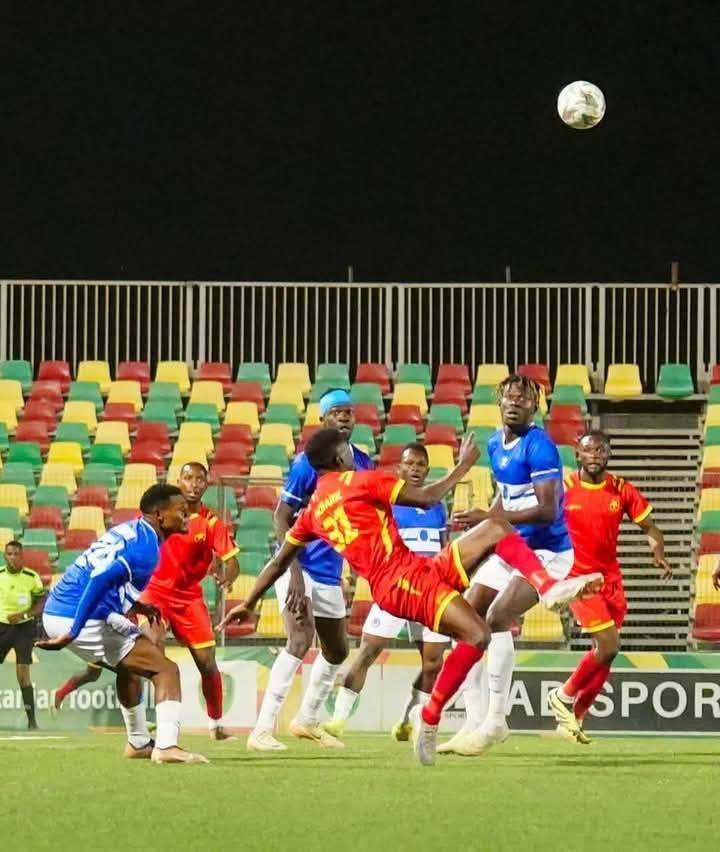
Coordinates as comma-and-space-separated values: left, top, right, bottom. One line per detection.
496, 373, 541, 409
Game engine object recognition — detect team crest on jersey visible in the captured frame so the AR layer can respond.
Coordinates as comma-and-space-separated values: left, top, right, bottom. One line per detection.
608, 498, 621, 513
499, 456, 510, 469
193, 532, 206, 542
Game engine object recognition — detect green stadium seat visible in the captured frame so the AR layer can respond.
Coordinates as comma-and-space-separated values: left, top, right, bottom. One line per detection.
184, 403, 221, 433
557, 445, 577, 468
57, 550, 83, 572
709, 386, 720, 405
68, 381, 104, 414
6, 442, 43, 472
253, 445, 290, 473
550, 385, 587, 414
656, 363, 694, 399
236, 508, 274, 533
0, 360, 33, 394
147, 382, 184, 413
0, 507, 22, 537
236, 363, 272, 396
471, 385, 498, 405
87, 444, 124, 474
396, 363, 432, 393
141, 401, 178, 433
202, 485, 239, 520
466, 426, 498, 446
533, 413, 545, 428
201, 574, 218, 610
428, 466, 449, 481
427, 403, 464, 434
235, 528, 272, 554
310, 379, 352, 402
80, 464, 118, 495
382, 424, 417, 447
350, 424, 376, 453
264, 404, 301, 435
0, 423, 9, 454
699, 511, 720, 533
238, 551, 269, 576
55, 422, 92, 452
33, 485, 71, 517
316, 363, 351, 387
351, 383, 385, 416
0, 463, 37, 494
21, 528, 58, 558
704, 426, 720, 447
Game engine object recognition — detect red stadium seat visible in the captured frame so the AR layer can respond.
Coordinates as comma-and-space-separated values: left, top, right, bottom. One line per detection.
22, 549, 52, 584
63, 529, 97, 550
117, 361, 151, 395
710, 365, 720, 386
379, 444, 404, 466
432, 382, 469, 414
424, 424, 458, 449
700, 470, 720, 490
229, 381, 265, 413
197, 362, 233, 394
134, 422, 171, 455
29, 380, 64, 411
110, 508, 142, 526
222, 600, 257, 637
218, 424, 255, 448
355, 363, 391, 394
27, 507, 65, 536
102, 403, 138, 432
388, 405, 423, 432
23, 400, 58, 430
38, 361, 71, 394
692, 604, 720, 642
436, 364, 471, 395
548, 403, 584, 424
353, 404, 382, 435
297, 424, 321, 451
244, 486, 278, 510
214, 443, 252, 469
14, 421, 51, 454
518, 363, 552, 394
208, 463, 248, 489
546, 421, 583, 445
698, 533, 720, 556
74, 485, 112, 514
128, 442, 166, 473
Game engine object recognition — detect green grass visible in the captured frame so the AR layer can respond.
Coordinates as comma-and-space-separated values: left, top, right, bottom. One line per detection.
1, 732, 718, 851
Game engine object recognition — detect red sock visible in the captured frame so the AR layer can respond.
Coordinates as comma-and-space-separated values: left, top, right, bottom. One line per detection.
495, 532, 555, 595
201, 671, 224, 721
422, 643, 484, 726
563, 650, 605, 697
574, 665, 611, 720
55, 677, 82, 705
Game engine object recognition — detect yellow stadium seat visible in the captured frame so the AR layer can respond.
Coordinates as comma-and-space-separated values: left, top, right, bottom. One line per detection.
189, 380, 226, 412
258, 423, 295, 456
47, 441, 84, 474
520, 603, 565, 642
0, 379, 24, 413
0, 401, 18, 432
603, 363, 642, 398
275, 363, 311, 396
115, 482, 146, 510
106, 380, 144, 412
699, 489, 720, 513
178, 422, 214, 456
353, 576, 373, 602
268, 383, 305, 414
467, 404, 501, 428
392, 383, 428, 415
0, 484, 29, 518
695, 556, 720, 604
165, 466, 181, 486
77, 361, 112, 394
474, 364, 509, 387
304, 403, 321, 426
95, 421, 131, 456
563, 466, 576, 481
537, 386, 548, 417
426, 444, 455, 469
62, 401, 98, 433
256, 598, 286, 637
702, 445, 720, 469
554, 364, 592, 394
697, 554, 719, 578
0, 528, 15, 549
121, 463, 157, 487
225, 402, 260, 435
460, 467, 494, 504
229, 574, 257, 599
155, 361, 191, 394
68, 506, 106, 537
39, 464, 77, 495
249, 464, 284, 484
452, 481, 490, 512
170, 442, 208, 470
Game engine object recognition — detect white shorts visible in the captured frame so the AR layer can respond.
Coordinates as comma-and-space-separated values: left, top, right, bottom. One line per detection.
362, 603, 448, 644
470, 548, 574, 593
42, 614, 138, 669
274, 570, 346, 620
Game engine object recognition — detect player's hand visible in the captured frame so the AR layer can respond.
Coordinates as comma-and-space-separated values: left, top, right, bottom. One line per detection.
654, 555, 672, 580
452, 508, 489, 528
130, 601, 162, 625
216, 601, 257, 632
7, 612, 26, 625
457, 432, 481, 468
35, 633, 73, 651
140, 618, 166, 646
285, 569, 307, 618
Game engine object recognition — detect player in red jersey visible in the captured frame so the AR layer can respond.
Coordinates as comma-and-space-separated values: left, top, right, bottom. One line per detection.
547, 430, 671, 742
141, 462, 240, 740
219, 428, 598, 765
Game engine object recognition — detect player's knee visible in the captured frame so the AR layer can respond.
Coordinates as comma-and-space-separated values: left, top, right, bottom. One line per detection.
463, 621, 491, 651
161, 658, 180, 681
486, 606, 510, 634
596, 641, 619, 665
487, 517, 513, 541
285, 633, 312, 658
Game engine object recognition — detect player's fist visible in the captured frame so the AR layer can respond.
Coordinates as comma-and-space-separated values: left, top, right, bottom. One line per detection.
458, 432, 481, 467
216, 601, 257, 632
35, 633, 73, 651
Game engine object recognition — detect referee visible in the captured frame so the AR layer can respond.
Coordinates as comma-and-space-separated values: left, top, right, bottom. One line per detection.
0, 541, 46, 729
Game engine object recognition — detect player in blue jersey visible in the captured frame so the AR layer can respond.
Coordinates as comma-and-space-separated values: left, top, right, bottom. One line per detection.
321, 443, 450, 742
38, 484, 208, 765
439, 374, 601, 756
245, 388, 373, 751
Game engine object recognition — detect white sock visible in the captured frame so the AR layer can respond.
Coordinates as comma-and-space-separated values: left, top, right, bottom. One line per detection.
255, 650, 301, 733
485, 631, 515, 725
463, 657, 489, 732
120, 702, 151, 749
557, 687, 574, 704
332, 686, 359, 723
297, 655, 342, 726
208, 717, 223, 731
401, 687, 430, 724
155, 700, 182, 749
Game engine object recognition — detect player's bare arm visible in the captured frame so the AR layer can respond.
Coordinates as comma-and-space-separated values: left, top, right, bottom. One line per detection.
395, 433, 480, 508
453, 478, 560, 527
274, 500, 307, 613
638, 518, 671, 578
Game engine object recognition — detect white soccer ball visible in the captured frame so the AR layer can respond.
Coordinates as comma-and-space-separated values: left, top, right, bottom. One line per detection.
557, 80, 606, 130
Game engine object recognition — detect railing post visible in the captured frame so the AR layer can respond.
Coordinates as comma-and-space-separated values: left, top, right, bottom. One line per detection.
184, 281, 195, 368
710, 284, 718, 378
596, 284, 606, 384
0, 280, 7, 361
584, 284, 595, 375
392, 283, 403, 369
196, 282, 207, 366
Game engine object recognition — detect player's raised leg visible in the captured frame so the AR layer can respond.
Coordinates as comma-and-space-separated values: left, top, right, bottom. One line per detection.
53, 664, 102, 712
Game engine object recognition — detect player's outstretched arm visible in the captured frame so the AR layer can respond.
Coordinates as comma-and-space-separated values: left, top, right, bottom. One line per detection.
395, 432, 480, 508
639, 518, 671, 578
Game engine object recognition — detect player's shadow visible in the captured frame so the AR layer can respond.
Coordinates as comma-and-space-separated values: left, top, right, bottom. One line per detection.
495, 753, 720, 768
210, 755, 378, 765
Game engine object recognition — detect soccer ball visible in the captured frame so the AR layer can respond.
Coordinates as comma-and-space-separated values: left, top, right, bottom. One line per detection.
557, 81, 606, 130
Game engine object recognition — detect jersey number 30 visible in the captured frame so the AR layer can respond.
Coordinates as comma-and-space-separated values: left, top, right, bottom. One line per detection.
322, 507, 359, 551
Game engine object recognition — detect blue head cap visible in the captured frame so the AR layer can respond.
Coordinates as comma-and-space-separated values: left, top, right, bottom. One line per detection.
319, 388, 353, 418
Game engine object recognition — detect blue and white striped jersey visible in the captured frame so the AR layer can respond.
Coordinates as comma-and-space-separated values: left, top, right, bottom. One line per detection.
391, 502, 447, 556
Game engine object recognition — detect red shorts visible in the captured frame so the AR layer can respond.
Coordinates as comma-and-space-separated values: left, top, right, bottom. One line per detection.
141, 589, 215, 649
374, 540, 470, 633
570, 576, 627, 633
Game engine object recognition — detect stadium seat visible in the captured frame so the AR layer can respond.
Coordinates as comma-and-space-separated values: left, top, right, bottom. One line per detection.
236, 507, 274, 533
710, 364, 720, 387
692, 603, 720, 642
14, 422, 51, 455
75, 361, 111, 394
117, 361, 151, 394
133, 422, 170, 454
107, 380, 144, 413
22, 549, 52, 583
128, 442, 166, 473
467, 404, 501, 429
253, 446, 289, 474
436, 363, 472, 394
55, 422, 91, 452
387, 405, 423, 432
218, 423, 254, 448
21, 528, 58, 558
699, 511, 720, 533
147, 382, 183, 413
275, 363, 311, 396
351, 383, 385, 415
557, 445, 577, 468
189, 380, 226, 412
244, 486, 278, 510
56, 549, 82, 573
38, 360, 71, 394
396, 363, 432, 393
170, 443, 208, 471
109, 508, 141, 526
379, 444, 404, 466
355, 363, 391, 394
61, 400, 98, 433
63, 529, 96, 551
88, 443, 125, 474
213, 441, 252, 468
471, 384, 498, 405
432, 383, 469, 414
699, 489, 720, 514
208, 463, 247, 489
257, 595, 286, 638
47, 442, 84, 474
701, 446, 720, 470
603, 363, 643, 398
184, 403, 221, 433
705, 407, 720, 431
428, 403, 464, 434
229, 381, 265, 413
115, 482, 146, 510
95, 421, 131, 456
22, 400, 57, 430
546, 421, 583, 446
548, 403, 584, 424
698, 533, 720, 556
268, 383, 305, 414
224, 401, 260, 435
178, 422, 214, 456
424, 424, 458, 449
554, 364, 592, 394
202, 485, 239, 520
701, 469, 720, 490
0, 462, 36, 494
140, 401, 178, 434
299, 402, 319, 427
475, 364, 509, 388
102, 403, 138, 433
258, 423, 295, 456
27, 506, 64, 536
393, 383, 428, 416
79, 464, 117, 495
426, 444, 455, 469
155, 361, 191, 395
353, 404, 382, 435
7, 442, 43, 472
382, 424, 417, 447
656, 363, 694, 399
33, 484, 71, 515
248, 464, 284, 485
350, 424, 376, 454
316, 362, 351, 388
310, 379, 353, 402
348, 577, 373, 636
68, 506, 106, 537
0, 360, 32, 394
197, 362, 232, 394
0, 526, 17, 548
121, 463, 157, 487
264, 404, 301, 435
0, 401, 18, 432
520, 604, 565, 642
708, 385, 720, 405
550, 385, 587, 414
297, 424, 321, 451
74, 486, 112, 514
517, 363, 552, 394
68, 381, 104, 414
29, 380, 64, 411
0, 379, 25, 413
0, 484, 29, 518
236, 362, 272, 395
0, 505, 22, 536
222, 596, 259, 638
452, 479, 490, 512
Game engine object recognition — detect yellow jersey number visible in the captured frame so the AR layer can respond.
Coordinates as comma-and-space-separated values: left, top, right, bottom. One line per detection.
322, 507, 359, 552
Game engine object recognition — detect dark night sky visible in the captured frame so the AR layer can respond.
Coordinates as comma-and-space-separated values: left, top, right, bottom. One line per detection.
0, 2, 717, 283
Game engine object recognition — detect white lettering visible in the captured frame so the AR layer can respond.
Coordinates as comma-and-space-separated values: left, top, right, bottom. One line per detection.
91, 690, 105, 710
694, 682, 720, 718
621, 681, 648, 716
589, 681, 614, 718
508, 680, 534, 716
652, 682, 687, 719
77, 690, 91, 710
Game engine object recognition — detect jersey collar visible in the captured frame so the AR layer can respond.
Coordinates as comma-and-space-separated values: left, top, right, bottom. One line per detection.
579, 474, 608, 490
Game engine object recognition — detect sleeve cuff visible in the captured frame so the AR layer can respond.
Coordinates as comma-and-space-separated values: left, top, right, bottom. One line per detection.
220, 547, 240, 562
285, 533, 305, 547
633, 505, 653, 524
389, 479, 406, 504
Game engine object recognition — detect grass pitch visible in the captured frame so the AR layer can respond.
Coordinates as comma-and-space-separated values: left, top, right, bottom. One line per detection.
2, 731, 718, 851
